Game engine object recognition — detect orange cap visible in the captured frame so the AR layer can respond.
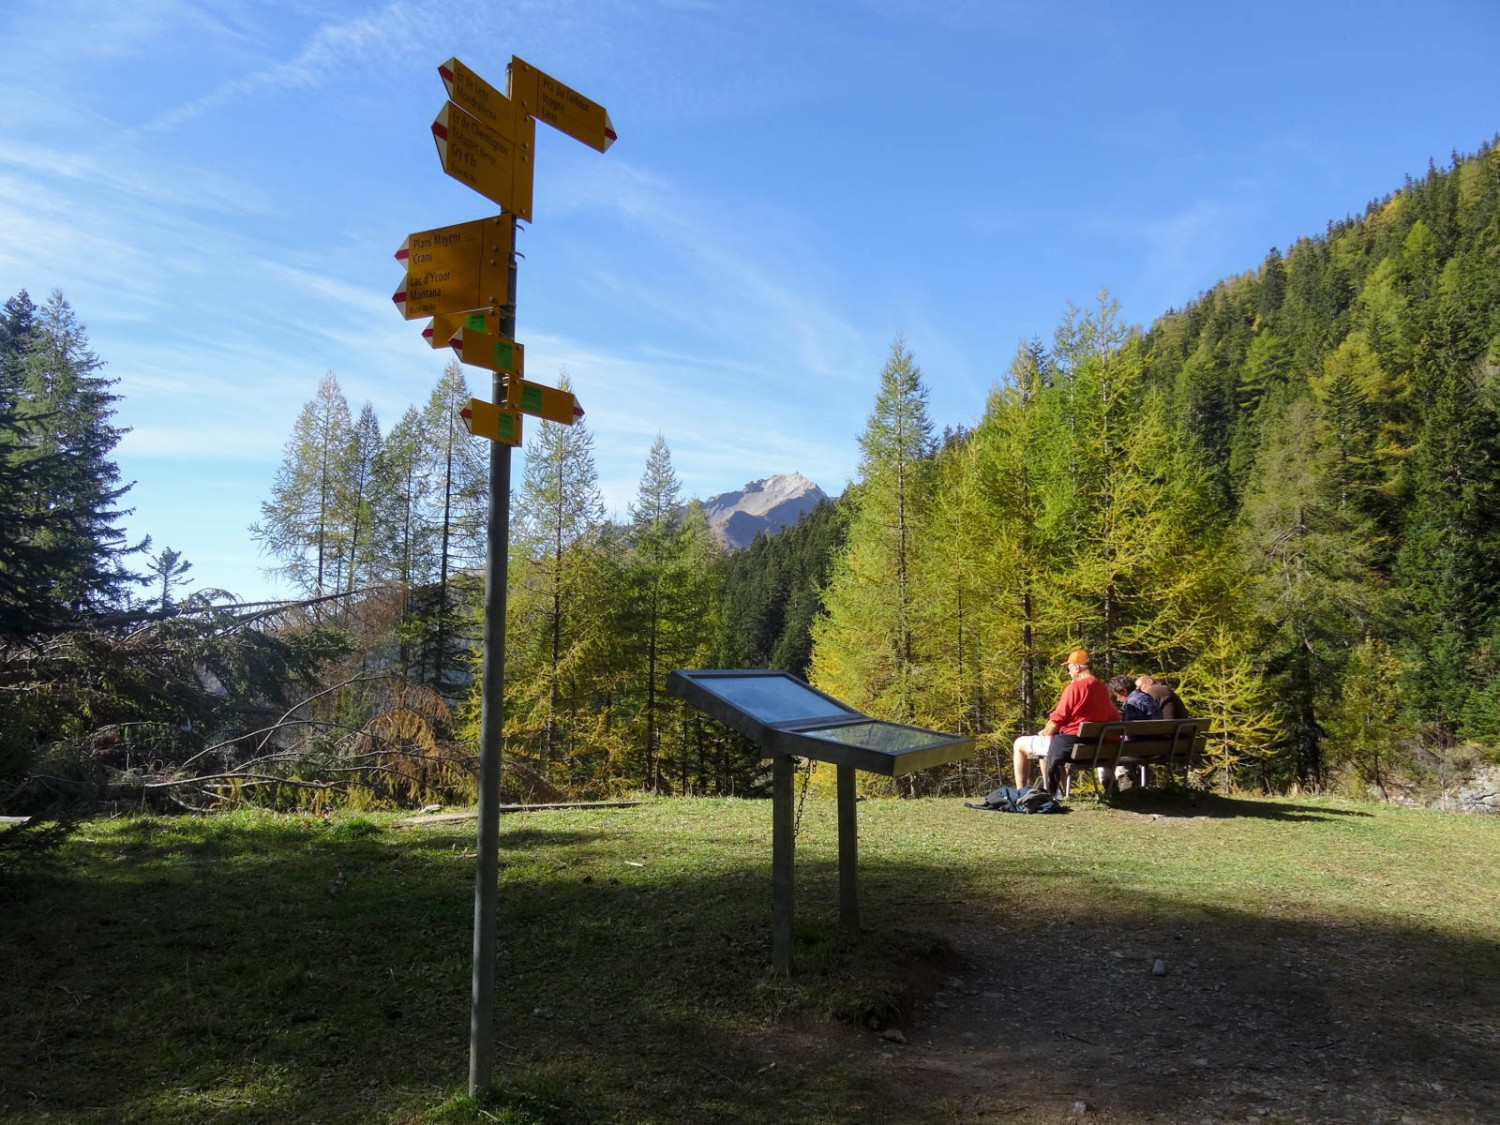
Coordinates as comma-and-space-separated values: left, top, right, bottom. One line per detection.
1065, 649, 1091, 666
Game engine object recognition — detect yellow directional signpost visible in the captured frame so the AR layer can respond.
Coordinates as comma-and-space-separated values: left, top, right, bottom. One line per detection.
448, 336, 582, 424
459, 397, 522, 446
422, 309, 494, 349
517, 379, 584, 425
392, 217, 512, 319
509, 56, 617, 153
431, 101, 535, 221
439, 57, 525, 142
449, 327, 524, 380
395, 53, 613, 1098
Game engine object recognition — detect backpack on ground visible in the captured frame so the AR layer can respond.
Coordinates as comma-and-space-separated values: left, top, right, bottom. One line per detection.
965, 784, 1060, 814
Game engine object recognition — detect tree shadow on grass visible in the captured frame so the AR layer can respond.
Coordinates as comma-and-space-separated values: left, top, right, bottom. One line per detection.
837, 852, 1500, 1123
1101, 787, 1376, 821
2, 809, 1496, 1124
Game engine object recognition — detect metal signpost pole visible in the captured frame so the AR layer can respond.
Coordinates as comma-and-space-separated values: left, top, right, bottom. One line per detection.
469, 222, 519, 1096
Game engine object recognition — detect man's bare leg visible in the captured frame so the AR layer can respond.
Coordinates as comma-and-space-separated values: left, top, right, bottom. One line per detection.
1012, 737, 1033, 788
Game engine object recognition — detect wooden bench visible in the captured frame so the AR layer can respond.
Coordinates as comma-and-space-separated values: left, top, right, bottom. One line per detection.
1024, 719, 1206, 797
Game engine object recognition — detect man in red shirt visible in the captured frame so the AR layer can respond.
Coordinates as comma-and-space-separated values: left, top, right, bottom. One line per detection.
1035, 649, 1119, 794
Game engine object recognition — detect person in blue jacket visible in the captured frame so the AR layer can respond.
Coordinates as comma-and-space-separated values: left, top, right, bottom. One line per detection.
1108, 675, 1162, 789
1109, 675, 1162, 722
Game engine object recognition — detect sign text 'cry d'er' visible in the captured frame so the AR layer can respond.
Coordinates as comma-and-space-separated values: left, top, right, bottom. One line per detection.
431, 101, 535, 221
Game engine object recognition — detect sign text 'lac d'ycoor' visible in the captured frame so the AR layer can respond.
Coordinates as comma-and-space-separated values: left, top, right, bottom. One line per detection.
392, 217, 512, 319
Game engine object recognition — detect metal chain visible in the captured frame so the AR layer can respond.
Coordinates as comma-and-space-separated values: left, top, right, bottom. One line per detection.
792, 756, 814, 840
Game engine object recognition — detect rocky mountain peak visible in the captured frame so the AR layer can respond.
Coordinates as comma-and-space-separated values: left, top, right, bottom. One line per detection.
700, 472, 828, 550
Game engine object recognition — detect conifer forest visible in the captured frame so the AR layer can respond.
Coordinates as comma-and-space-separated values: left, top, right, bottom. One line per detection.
4, 140, 1500, 814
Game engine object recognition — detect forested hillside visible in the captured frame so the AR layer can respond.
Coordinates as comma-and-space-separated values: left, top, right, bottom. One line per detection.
5, 141, 1499, 814
814, 139, 1500, 800
1141, 143, 1500, 790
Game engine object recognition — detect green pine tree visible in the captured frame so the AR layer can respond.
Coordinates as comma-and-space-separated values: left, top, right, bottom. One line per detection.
621, 436, 719, 792
6, 291, 140, 628
1236, 396, 1385, 785
812, 336, 935, 722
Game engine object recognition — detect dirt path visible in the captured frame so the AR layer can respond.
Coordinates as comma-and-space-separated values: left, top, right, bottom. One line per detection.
783, 913, 1498, 1124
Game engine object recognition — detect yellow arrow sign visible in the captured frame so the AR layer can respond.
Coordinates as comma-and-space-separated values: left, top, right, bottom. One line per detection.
431, 101, 535, 221
439, 58, 530, 149
509, 56, 616, 153
392, 217, 511, 320
422, 309, 496, 349
450, 328, 524, 378
460, 397, 522, 446
516, 380, 584, 426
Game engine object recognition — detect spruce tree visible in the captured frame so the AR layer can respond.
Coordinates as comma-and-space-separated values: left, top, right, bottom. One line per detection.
1397, 318, 1500, 735
1236, 395, 1384, 785
0, 292, 59, 640
620, 436, 719, 792
2, 290, 139, 636
144, 546, 193, 616
812, 336, 935, 722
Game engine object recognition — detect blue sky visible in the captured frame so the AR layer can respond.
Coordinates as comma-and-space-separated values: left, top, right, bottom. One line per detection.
2, 0, 1498, 603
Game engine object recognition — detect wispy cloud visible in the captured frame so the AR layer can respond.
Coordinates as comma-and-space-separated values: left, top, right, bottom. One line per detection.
141, 1, 424, 133
548, 155, 876, 382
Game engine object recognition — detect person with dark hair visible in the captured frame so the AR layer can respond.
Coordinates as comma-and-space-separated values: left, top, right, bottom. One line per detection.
1102, 675, 1163, 789
1110, 675, 1163, 722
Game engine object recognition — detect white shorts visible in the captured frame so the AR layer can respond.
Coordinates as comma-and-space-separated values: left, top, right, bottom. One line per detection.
1012, 733, 1049, 760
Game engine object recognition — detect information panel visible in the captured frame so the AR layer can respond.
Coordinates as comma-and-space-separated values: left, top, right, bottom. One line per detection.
666, 669, 973, 777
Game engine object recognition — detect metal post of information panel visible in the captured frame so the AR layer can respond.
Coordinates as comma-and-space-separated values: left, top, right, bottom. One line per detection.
771, 754, 794, 974
469, 216, 519, 1095
837, 764, 858, 935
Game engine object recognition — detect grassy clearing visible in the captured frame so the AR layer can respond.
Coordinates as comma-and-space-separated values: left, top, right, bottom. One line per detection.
2, 792, 1497, 1124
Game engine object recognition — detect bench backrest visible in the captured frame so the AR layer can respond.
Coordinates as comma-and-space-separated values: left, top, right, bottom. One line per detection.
1066, 718, 1206, 763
